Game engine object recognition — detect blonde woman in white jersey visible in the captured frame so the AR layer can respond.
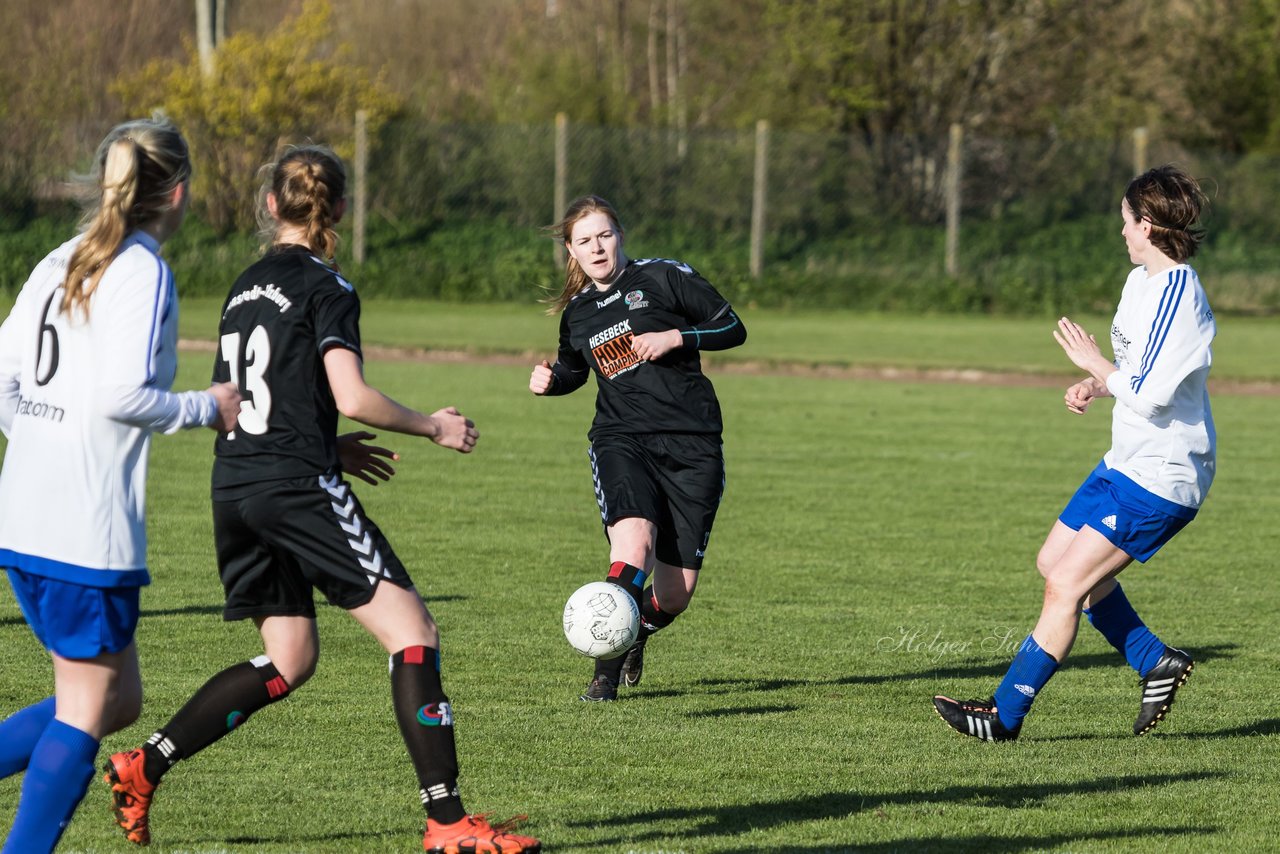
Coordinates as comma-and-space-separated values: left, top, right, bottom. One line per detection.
0, 117, 240, 853
934, 165, 1215, 742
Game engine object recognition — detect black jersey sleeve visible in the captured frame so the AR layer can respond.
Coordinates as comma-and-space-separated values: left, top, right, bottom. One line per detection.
545, 310, 590, 396
312, 282, 362, 358
680, 309, 746, 351
661, 263, 746, 352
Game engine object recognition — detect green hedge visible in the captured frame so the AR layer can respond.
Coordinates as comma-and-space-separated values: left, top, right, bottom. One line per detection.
2, 211, 1275, 316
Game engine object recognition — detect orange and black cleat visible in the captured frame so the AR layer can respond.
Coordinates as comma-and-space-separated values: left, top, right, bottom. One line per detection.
103, 749, 158, 846
423, 813, 541, 853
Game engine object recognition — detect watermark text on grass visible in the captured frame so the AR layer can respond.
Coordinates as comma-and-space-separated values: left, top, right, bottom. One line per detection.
875, 625, 1029, 661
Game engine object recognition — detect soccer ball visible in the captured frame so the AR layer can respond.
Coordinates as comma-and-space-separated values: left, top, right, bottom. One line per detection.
562, 581, 640, 660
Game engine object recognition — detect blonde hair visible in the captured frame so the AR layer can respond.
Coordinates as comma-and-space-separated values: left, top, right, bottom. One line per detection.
62, 117, 191, 317
545, 195, 625, 315
258, 146, 346, 267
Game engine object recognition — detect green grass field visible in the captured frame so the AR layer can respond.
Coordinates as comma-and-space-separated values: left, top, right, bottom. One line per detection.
1, 305, 1278, 852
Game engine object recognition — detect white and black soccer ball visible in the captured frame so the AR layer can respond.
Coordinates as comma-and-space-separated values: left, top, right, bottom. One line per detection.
562, 581, 640, 660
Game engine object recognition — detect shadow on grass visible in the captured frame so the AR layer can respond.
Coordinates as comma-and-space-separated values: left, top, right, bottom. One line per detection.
141, 604, 225, 618
686, 703, 800, 718
215, 829, 396, 847
139, 593, 467, 621
727, 826, 1219, 853
682, 643, 1241, 695
570, 770, 1224, 847
1172, 717, 1280, 739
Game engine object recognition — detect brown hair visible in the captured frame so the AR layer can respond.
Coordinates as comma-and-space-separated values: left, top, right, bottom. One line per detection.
1124, 165, 1208, 264
62, 117, 191, 318
544, 195, 624, 314
258, 146, 346, 266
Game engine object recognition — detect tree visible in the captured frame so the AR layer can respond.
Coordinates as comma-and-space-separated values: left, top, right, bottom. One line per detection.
1178, 0, 1280, 154
114, 0, 400, 233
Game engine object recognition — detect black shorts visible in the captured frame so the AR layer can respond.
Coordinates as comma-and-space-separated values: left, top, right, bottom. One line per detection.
212, 471, 413, 621
587, 433, 725, 570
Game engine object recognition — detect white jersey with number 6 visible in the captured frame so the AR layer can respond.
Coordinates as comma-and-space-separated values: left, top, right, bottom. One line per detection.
0, 231, 215, 587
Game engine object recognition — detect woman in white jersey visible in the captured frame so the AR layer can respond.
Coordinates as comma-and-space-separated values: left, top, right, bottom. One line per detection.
0, 117, 240, 853
934, 165, 1214, 742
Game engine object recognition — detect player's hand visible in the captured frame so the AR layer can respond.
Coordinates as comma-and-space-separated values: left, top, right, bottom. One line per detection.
337, 431, 399, 485
1053, 317, 1104, 371
631, 330, 682, 361
429, 406, 479, 453
1064, 380, 1096, 415
208, 381, 242, 433
529, 359, 554, 395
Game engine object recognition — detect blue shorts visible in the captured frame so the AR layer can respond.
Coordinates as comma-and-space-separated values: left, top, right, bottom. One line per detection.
6, 569, 140, 659
1059, 462, 1196, 563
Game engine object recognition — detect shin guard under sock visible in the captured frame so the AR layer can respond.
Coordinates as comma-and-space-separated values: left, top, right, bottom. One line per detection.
390, 646, 464, 825
2, 719, 98, 854
144, 656, 290, 782
606, 561, 648, 605
0, 697, 56, 779
1084, 584, 1166, 677
992, 634, 1059, 731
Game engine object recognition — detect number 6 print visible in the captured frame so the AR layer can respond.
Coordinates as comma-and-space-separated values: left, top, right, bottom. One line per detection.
220, 325, 272, 437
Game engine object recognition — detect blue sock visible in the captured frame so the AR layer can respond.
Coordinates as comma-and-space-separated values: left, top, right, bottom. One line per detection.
992, 635, 1059, 731
2, 719, 99, 854
0, 697, 56, 779
1084, 584, 1166, 677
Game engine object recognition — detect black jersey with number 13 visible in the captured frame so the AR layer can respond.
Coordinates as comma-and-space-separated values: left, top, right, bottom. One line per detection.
211, 245, 362, 494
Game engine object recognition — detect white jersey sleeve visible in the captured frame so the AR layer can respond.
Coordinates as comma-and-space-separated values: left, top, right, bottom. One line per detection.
90, 255, 216, 433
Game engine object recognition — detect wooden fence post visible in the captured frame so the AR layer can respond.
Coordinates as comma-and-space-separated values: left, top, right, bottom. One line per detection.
1133, 126, 1149, 176
945, 122, 963, 277
554, 112, 568, 270
750, 119, 769, 279
353, 110, 368, 265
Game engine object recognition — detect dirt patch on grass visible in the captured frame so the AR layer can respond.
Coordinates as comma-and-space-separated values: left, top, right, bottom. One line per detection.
180, 339, 1280, 396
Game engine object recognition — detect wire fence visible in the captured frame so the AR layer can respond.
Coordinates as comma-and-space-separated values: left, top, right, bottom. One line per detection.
6, 115, 1279, 312
346, 117, 1280, 312
364, 118, 1164, 237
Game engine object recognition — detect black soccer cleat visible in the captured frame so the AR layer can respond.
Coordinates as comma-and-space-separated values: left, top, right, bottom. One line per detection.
579, 675, 618, 702
1134, 647, 1194, 735
933, 695, 1021, 742
620, 636, 647, 688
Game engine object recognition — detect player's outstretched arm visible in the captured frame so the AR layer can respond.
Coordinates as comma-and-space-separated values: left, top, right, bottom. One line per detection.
324, 347, 478, 453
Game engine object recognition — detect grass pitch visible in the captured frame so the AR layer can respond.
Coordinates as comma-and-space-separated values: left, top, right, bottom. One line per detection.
0, 307, 1277, 853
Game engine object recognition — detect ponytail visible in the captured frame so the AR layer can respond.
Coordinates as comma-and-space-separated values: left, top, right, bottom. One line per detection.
62, 117, 191, 318
258, 146, 345, 267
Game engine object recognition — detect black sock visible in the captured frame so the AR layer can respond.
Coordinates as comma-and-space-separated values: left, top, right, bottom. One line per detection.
605, 561, 647, 605
638, 587, 678, 640
390, 646, 465, 826
145, 656, 291, 783
593, 653, 627, 681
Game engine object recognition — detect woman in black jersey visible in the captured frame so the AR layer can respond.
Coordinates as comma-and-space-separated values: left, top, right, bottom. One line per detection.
530, 195, 746, 702
105, 147, 539, 854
